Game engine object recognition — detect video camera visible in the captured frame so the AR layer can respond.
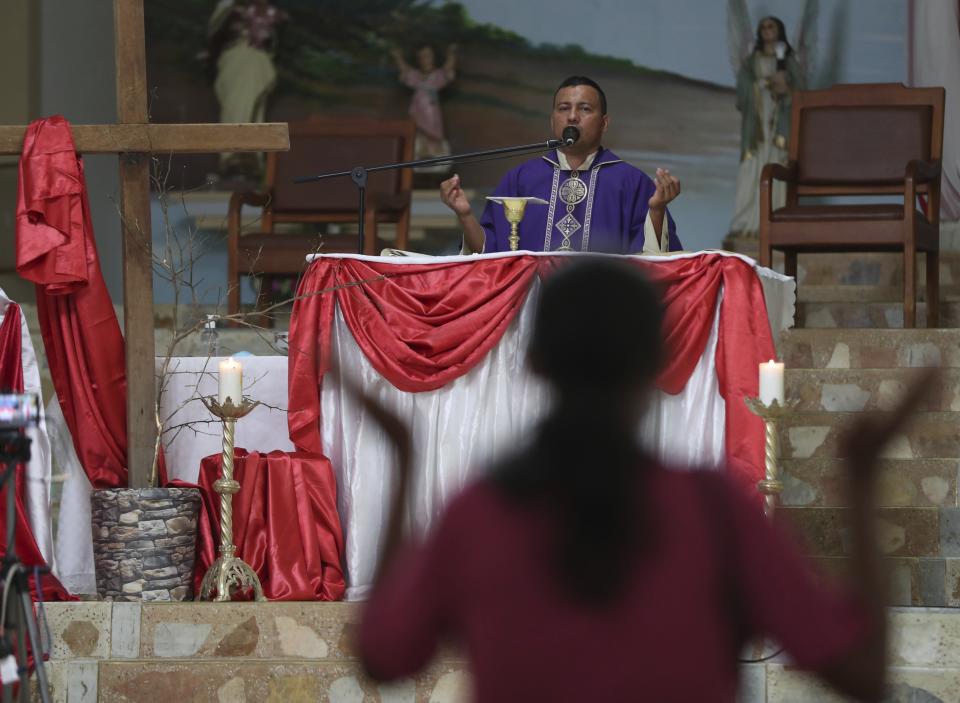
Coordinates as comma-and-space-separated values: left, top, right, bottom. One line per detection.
0, 394, 39, 431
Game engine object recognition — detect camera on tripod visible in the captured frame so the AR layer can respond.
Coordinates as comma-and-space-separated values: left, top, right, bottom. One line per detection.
0, 395, 38, 432
0, 394, 38, 466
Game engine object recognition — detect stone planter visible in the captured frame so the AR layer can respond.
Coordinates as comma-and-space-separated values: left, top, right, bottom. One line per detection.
90, 487, 202, 601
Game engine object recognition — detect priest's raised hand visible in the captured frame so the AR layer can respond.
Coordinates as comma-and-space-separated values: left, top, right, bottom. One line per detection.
441, 173, 487, 254
648, 168, 682, 241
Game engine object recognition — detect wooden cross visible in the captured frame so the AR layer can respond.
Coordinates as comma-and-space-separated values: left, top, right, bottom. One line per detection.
0, 0, 289, 487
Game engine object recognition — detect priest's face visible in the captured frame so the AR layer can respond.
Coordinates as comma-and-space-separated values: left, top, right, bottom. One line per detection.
552, 85, 609, 154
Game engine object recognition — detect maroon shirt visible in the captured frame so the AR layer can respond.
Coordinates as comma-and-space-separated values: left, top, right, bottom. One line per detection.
360, 467, 869, 701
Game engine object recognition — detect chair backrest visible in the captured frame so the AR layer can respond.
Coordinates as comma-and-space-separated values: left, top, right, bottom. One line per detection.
789, 83, 944, 194
266, 117, 416, 213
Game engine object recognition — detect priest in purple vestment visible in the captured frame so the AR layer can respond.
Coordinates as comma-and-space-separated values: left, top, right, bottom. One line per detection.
441, 76, 683, 254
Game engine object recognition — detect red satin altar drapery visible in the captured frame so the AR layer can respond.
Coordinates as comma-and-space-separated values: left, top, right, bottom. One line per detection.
182, 450, 345, 601
288, 254, 775, 491
15, 116, 127, 489
0, 304, 73, 602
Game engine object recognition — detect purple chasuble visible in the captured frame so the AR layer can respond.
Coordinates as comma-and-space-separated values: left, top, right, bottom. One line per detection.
479, 148, 681, 254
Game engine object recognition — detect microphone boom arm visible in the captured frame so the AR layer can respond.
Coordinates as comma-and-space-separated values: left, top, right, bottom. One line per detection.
294, 138, 565, 255
294, 138, 564, 184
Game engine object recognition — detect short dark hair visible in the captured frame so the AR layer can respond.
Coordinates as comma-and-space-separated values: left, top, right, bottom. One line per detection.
530, 258, 662, 393
554, 76, 608, 115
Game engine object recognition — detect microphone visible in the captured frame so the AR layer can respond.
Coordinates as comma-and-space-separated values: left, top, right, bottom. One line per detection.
562, 126, 580, 147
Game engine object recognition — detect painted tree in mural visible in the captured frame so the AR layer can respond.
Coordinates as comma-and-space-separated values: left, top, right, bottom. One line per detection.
146, 1, 529, 99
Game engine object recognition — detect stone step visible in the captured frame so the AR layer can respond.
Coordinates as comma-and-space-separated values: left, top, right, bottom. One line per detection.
723, 237, 960, 286
46, 655, 960, 702
45, 601, 364, 662
763, 661, 960, 703
50, 660, 467, 702
797, 284, 960, 303
781, 458, 958, 508
37, 601, 960, 701
779, 328, 960, 369
795, 300, 960, 328
41, 601, 465, 701
810, 556, 960, 608
796, 253, 960, 288
745, 607, 960, 701
779, 506, 947, 559
778, 411, 960, 460
785, 368, 960, 413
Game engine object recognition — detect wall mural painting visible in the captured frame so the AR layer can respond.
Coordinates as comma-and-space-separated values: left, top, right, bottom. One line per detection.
145, 0, 904, 257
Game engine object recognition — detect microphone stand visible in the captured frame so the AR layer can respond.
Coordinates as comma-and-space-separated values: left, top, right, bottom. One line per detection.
294, 138, 564, 255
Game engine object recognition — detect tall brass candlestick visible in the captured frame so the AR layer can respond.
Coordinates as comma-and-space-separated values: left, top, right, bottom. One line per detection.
198, 395, 266, 602
744, 397, 795, 518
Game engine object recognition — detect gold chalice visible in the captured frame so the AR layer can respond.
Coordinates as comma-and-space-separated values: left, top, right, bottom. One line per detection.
486, 196, 549, 251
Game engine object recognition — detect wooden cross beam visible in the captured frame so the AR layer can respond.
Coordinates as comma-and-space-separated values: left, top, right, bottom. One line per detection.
0, 0, 289, 488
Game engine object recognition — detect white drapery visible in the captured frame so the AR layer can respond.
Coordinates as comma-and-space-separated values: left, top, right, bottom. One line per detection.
0, 291, 54, 570
322, 282, 728, 600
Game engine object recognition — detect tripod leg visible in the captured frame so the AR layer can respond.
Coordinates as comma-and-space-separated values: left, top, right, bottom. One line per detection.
16, 589, 50, 703
14, 609, 24, 703
2, 581, 17, 703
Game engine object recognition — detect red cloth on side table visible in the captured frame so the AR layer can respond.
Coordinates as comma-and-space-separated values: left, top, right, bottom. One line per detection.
288, 254, 774, 493
15, 116, 127, 488
186, 450, 345, 601
0, 303, 73, 601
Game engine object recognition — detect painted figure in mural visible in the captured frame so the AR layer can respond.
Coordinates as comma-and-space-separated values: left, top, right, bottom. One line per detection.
390, 44, 458, 162
441, 76, 682, 255
727, 0, 818, 237
207, 0, 288, 173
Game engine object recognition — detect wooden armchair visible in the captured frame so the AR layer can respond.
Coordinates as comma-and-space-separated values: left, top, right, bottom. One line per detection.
227, 117, 415, 314
759, 83, 944, 328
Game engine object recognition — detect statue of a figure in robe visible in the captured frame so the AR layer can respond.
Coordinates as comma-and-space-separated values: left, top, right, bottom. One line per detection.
727, 0, 818, 238
207, 0, 288, 176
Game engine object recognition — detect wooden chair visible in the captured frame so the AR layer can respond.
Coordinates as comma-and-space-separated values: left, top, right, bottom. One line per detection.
227, 117, 415, 315
759, 83, 944, 328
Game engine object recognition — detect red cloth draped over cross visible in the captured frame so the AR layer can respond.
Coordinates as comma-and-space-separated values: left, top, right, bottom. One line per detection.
15, 116, 128, 490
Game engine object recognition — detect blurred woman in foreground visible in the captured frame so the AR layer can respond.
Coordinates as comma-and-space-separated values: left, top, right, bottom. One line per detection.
358, 258, 927, 702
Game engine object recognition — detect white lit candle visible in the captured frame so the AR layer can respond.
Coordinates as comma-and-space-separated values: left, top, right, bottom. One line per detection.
759, 359, 785, 407
218, 357, 243, 405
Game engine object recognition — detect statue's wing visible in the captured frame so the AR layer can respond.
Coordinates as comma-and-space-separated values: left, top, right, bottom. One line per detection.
815, 2, 849, 89
727, 0, 753, 76
207, 0, 236, 38
794, 0, 821, 85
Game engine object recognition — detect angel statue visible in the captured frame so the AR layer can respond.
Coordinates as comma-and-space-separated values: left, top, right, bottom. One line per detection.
727, 0, 818, 237
390, 44, 458, 168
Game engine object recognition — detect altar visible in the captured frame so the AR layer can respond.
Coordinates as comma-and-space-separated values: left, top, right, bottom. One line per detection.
53, 251, 794, 600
